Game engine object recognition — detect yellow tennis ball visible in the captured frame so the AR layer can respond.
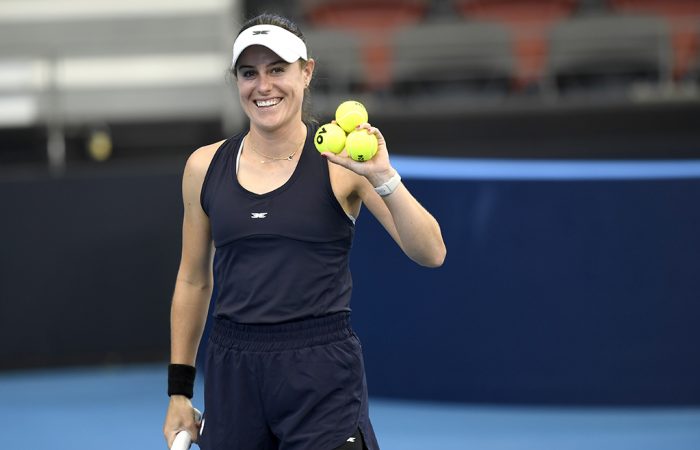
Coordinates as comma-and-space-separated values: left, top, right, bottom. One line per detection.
335, 100, 369, 133
314, 123, 346, 154
87, 130, 112, 162
346, 130, 378, 162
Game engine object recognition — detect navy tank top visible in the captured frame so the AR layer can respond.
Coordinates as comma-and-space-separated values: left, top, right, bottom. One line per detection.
200, 126, 356, 323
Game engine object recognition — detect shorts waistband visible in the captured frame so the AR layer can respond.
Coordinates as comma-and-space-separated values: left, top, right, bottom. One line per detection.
210, 312, 353, 352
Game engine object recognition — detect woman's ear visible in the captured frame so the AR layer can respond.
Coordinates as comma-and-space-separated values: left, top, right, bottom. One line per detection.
303, 58, 315, 87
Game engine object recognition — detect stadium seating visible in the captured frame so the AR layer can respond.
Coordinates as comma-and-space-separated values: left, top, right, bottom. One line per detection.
0, 0, 698, 149
304, 28, 365, 94
609, 0, 700, 80
455, 0, 579, 89
302, 0, 429, 90
391, 21, 514, 96
302, 0, 428, 29
545, 14, 672, 95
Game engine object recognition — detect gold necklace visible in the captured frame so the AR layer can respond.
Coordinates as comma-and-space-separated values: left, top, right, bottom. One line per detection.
248, 139, 303, 164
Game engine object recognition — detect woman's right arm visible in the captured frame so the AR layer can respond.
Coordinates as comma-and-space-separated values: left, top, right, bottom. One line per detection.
163, 144, 218, 447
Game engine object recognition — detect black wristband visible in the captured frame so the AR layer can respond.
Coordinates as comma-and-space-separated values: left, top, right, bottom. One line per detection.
168, 363, 196, 399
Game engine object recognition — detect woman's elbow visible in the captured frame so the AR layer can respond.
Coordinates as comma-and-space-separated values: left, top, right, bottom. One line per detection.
430, 246, 447, 268
416, 245, 447, 268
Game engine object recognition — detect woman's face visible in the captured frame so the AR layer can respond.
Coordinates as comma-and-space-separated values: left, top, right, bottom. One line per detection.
235, 45, 314, 133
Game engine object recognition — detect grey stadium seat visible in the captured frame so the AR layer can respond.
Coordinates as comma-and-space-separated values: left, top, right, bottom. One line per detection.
304, 28, 365, 94
390, 21, 515, 95
545, 14, 672, 95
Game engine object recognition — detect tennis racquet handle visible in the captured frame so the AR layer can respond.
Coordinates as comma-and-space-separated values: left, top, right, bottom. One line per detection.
171, 408, 202, 450
171, 430, 192, 450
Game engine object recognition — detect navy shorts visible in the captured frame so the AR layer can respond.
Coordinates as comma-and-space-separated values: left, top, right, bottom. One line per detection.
199, 312, 379, 450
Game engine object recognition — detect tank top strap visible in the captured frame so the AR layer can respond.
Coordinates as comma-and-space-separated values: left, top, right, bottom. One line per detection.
200, 132, 244, 216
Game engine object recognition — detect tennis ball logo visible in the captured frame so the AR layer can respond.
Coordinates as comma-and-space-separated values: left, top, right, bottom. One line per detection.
335, 100, 368, 133
314, 123, 346, 154
346, 130, 378, 162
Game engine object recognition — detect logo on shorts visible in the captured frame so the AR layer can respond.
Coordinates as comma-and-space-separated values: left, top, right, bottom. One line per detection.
250, 212, 268, 219
347, 437, 356, 443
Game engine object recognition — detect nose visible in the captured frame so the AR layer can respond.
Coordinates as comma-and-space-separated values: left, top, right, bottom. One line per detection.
256, 72, 272, 93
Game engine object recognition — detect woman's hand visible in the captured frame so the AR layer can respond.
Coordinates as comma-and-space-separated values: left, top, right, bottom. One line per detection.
163, 396, 201, 448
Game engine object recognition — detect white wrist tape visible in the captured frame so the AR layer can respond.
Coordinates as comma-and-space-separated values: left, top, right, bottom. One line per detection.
374, 171, 401, 197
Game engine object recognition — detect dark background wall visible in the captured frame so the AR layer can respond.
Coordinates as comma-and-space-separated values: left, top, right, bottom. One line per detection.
351, 176, 700, 405
0, 164, 183, 368
1, 156, 698, 406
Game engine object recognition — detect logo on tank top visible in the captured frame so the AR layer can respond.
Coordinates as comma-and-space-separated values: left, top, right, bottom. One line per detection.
250, 212, 268, 219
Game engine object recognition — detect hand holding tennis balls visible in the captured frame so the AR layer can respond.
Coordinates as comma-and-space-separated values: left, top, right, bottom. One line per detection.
314, 100, 378, 162
323, 123, 394, 188
318, 100, 394, 186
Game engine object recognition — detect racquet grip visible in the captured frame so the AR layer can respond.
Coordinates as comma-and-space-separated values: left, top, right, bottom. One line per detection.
170, 408, 202, 450
171, 431, 192, 450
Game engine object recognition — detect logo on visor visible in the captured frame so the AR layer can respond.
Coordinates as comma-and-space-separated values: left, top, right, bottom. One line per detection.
252, 30, 269, 35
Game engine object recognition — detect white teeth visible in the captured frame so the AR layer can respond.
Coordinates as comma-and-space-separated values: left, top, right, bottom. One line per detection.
256, 98, 280, 107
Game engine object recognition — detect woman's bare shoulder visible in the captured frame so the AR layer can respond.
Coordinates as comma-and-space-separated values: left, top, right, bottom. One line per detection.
186, 139, 226, 177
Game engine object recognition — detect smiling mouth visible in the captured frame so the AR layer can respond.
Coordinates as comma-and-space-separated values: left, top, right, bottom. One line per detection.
255, 98, 282, 108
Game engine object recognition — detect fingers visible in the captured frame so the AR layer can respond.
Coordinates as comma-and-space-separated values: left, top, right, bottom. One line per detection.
354, 123, 385, 144
332, 120, 383, 140
192, 415, 203, 443
166, 431, 178, 449
165, 421, 200, 448
166, 429, 179, 449
164, 403, 201, 448
321, 151, 356, 170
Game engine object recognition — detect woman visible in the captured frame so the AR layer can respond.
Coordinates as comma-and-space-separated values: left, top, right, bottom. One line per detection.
163, 13, 446, 450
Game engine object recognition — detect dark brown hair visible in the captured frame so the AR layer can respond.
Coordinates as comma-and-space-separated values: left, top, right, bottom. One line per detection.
233, 13, 316, 125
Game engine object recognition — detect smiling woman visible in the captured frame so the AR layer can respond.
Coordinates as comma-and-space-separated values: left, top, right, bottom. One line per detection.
162, 12, 446, 450
234, 46, 313, 142
232, 15, 316, 129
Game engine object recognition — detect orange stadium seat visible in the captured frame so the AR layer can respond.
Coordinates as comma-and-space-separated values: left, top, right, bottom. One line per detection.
455, 0, 579, 89
302, 0, 429, 91
609, 0, 700, 80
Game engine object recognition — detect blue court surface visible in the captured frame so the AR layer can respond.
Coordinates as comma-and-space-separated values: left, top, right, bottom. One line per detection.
0, 364, 698, 450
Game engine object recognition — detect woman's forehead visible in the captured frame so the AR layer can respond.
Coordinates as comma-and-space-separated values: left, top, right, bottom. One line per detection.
237, 45, 286, 67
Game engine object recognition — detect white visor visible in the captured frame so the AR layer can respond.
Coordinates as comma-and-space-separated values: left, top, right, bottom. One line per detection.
232, 24, 308, 69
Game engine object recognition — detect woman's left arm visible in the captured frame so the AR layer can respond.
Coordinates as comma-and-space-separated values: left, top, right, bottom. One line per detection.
322, 123, 446, 268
